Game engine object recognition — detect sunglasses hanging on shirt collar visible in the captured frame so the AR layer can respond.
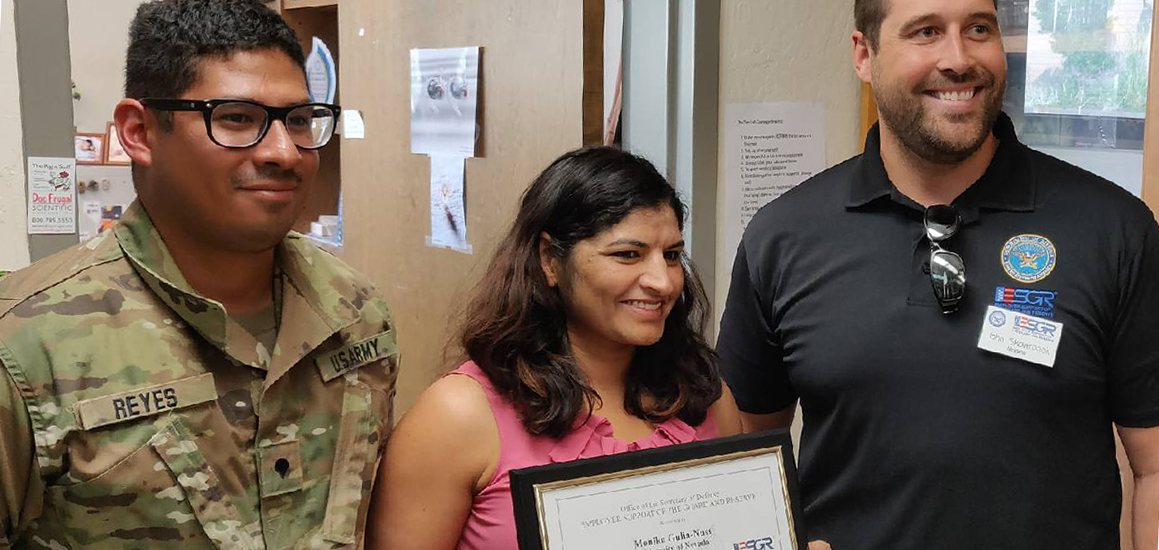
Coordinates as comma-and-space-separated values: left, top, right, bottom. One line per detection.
924, 205, 966, 314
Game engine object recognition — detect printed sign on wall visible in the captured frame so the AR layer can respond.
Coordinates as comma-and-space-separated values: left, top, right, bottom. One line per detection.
27, 157, 77, 234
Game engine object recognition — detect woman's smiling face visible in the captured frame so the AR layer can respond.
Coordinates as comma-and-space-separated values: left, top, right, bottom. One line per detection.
546, 206, 685, 354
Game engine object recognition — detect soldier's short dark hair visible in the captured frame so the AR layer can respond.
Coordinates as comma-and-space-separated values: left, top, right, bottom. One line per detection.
125, 0, 306, 127
856, 0, 999, 51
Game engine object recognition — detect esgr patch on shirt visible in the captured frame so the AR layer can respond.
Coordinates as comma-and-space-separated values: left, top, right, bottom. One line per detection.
994, 286, 1058, 318
1001, 234, 1057, 283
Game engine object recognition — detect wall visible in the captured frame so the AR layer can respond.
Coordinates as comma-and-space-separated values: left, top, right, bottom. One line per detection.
0, 0, 29, 270
67, 0, 143, 135
336, 1, 584, 414
712, 0, 867, 454
713, 0, 862, 318
0, 0, 138, 267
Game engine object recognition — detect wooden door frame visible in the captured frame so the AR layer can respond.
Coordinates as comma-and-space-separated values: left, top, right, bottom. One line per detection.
583, 0, 605, 145
859, 82, 877, 151
1142, 4, 1159, 219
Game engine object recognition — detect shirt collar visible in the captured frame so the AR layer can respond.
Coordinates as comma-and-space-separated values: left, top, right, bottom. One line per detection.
114, 201, 363, 371
846, 112, 1036, 213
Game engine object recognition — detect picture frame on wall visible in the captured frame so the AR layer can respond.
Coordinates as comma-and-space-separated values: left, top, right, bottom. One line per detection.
104, 122, 131, 165
74, 133, 105, 165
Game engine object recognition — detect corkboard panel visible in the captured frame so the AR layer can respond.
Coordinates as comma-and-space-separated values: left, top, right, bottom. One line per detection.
335, 0, 584, 416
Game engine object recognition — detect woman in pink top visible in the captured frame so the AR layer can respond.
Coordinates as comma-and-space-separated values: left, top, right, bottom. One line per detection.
366, 147, 744, 550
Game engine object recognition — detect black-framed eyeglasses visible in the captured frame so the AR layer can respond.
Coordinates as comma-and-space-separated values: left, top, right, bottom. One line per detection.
924, 204, 966, 314
140, 98, 341, 150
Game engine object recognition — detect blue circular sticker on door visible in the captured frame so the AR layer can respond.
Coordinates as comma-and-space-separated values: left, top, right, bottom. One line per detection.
1001, 234, 1057, 283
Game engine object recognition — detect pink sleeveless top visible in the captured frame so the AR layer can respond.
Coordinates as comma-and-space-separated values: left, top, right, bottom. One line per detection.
450, 361, 718, 550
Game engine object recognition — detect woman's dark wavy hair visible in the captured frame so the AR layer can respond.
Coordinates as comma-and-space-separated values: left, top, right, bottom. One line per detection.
460, 146, 721, 439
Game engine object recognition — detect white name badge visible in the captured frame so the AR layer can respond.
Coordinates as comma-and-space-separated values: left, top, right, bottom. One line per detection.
977, 305, 1063, 368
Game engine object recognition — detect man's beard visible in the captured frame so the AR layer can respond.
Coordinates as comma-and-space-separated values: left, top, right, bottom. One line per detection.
874, 68, 1006, 165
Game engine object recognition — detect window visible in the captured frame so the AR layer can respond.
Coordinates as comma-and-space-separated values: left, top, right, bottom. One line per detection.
999, 0, 1153, 195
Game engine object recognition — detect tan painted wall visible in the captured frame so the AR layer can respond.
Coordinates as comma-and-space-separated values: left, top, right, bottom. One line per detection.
67, 0, 144, 135
0, 0, 29, 270
711, 0, 862, 456
333, 1, 584, 414
713, 0, 862, 315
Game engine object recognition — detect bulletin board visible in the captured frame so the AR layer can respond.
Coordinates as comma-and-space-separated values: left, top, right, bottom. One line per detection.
329, 0, 585, 414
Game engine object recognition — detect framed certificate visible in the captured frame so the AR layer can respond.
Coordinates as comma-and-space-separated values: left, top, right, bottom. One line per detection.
510, 430, 805, 550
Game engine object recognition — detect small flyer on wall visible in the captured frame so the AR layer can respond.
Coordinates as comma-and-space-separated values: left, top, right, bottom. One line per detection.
410, 46, 480, 157
426, 155, 471, 254
27, 157, 77, 235
80, 201, 102, 242
306, 37, 336, 104
722, 103, 825, 278
79, 201, 124, 242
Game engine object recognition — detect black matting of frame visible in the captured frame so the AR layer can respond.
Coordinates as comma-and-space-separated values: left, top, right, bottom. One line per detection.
509, 429, 806, 550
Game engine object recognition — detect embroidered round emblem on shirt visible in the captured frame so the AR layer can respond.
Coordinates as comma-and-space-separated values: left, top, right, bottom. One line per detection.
1001, 234, 1057, 283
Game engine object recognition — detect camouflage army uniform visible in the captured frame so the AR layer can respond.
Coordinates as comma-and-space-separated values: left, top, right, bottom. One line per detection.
0, 202, 399, 549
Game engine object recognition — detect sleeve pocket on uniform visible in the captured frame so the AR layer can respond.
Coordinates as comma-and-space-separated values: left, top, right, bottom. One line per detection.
320, 376, 376, 545
151, 416, 262, 550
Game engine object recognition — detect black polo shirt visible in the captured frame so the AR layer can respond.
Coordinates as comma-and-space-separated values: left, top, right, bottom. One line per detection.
718, 113, 1159, 550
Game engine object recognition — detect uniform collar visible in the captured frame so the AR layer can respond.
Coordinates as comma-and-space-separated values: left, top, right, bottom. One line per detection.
846, 112, 1036, 214
114, 201, 362, 377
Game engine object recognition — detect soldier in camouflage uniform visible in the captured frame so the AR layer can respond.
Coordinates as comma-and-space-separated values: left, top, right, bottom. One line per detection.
0, 1, 399, 548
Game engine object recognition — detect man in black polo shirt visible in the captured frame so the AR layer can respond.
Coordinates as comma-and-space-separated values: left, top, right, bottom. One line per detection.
717, 0, 1159, 548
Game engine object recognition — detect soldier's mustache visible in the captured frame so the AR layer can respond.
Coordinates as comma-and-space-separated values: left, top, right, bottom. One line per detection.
232, 168, 302, 187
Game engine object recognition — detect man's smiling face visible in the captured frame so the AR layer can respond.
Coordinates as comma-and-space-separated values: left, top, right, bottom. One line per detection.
863, 0, 1008, 164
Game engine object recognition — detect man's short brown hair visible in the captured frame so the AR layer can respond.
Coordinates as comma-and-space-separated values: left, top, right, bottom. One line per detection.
855, 0, 999, 51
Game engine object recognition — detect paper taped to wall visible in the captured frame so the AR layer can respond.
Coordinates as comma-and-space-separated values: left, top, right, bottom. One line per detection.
426, 155, 472, 254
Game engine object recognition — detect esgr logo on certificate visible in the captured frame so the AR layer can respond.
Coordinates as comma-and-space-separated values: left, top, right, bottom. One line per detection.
977, 305, 1063, 368
734, 537, 776, 550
